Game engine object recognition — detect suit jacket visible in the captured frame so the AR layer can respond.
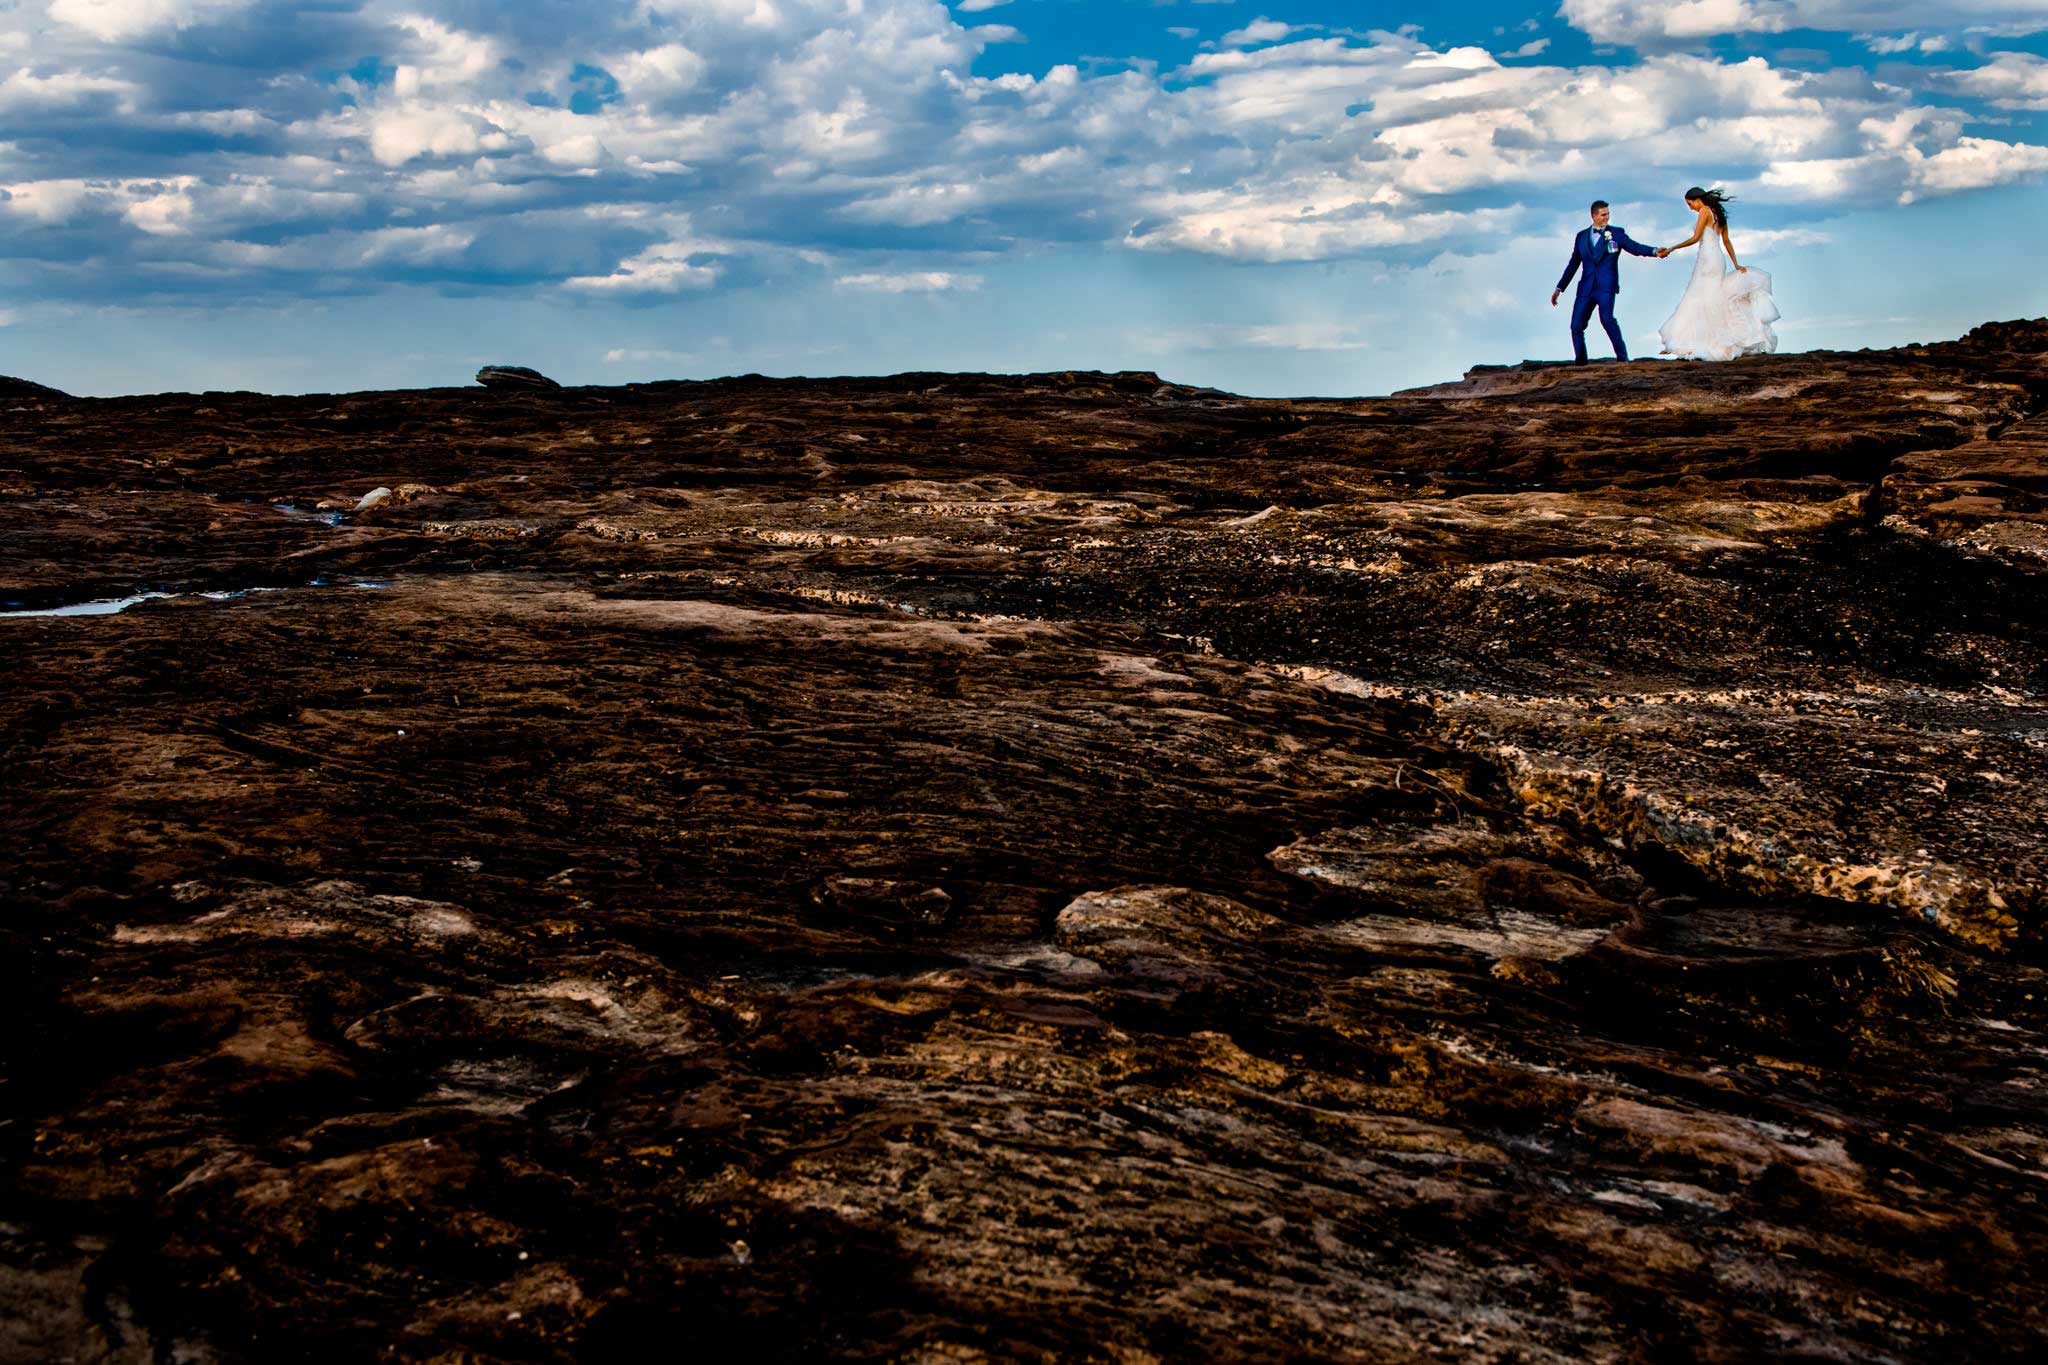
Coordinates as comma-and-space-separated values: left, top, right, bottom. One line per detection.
1557, 225, 1658, 300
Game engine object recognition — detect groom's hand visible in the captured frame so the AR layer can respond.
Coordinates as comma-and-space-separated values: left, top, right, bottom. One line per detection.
1550, 289, 1561, 307
1656, 247, 1671, 258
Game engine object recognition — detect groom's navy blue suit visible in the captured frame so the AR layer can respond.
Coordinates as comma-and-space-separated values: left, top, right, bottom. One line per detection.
1557, 224, 1658, 362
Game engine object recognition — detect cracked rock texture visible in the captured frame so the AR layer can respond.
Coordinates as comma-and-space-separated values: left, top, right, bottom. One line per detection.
4, 320, 2048, 1362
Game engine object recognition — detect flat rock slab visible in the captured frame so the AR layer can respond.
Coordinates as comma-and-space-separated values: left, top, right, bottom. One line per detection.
4, 321, 2048, 1362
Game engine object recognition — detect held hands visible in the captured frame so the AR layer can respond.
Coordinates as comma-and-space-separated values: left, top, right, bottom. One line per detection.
1656, 247, 1672, 258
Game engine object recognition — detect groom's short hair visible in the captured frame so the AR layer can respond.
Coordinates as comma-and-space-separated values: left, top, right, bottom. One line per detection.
1590, 199, 1609, 213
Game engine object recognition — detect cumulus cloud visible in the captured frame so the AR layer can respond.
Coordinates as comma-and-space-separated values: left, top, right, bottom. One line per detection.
1561, 1, 2048, 46
0, 0, 2044, 310
1222, 19, 1305, 49
1943, 51, 2048, 109
565, 236, 725, 292
1904, 135, 2048, 195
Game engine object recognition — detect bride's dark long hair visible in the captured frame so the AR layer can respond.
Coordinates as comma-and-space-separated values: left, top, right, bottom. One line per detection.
1685, 186, 1733, 230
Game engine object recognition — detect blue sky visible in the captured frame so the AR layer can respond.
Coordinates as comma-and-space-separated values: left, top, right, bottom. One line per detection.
3, 1, 2046, 396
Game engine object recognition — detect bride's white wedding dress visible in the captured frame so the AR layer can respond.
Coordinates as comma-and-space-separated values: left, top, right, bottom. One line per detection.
1658, 227, 1779, 361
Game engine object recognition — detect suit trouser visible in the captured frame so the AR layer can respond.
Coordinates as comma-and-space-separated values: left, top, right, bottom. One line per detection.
1570, 290, 1627, 362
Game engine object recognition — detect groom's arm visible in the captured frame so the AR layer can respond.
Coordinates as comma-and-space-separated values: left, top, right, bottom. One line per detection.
1613, 227, 1659, 258
1554, 249, 1581, 300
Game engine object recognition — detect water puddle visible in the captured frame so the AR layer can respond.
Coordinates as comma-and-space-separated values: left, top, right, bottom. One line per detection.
273, 503, 347, 527
2, 580, 393, 619
8, 592, 182, 618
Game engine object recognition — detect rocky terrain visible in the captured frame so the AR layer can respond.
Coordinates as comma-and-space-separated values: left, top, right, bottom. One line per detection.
3, 321, 2047, 1362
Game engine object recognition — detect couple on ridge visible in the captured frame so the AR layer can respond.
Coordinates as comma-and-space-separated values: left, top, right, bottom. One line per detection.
1550, 188, 1779, 363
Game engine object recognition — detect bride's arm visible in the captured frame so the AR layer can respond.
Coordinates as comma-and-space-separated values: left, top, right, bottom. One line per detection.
1721, 223, 1745, 271
1668, 207, 1713, 252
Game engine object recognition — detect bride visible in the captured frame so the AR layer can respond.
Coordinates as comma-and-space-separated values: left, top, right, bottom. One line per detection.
1655, 187, 1779, 361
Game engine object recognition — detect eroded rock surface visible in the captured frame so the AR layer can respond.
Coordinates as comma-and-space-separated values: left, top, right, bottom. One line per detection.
4, 321, 2048, 1361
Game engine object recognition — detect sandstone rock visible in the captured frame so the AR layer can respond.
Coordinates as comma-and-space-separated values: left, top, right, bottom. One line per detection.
812, 875, 953, 928
3, 321, 2047, 1361
1881, 415, 2048, 571
1052, 885, 1280, 985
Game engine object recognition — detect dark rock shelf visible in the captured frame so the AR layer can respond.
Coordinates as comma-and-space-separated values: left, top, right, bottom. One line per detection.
4, 322, 2048, 1361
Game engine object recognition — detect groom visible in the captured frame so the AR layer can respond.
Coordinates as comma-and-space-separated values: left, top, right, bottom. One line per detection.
1550, 200, 1661, 363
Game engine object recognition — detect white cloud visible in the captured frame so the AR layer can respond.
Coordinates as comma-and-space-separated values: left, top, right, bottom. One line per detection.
610, 42, 708, 102
566, 237, 724, 292
360, 105, 517, 166
123, 176, 199, 234
1561, 0, 1792, 45
1857, 31, 1952, 54
956, 0, 1009, 11
209, 222, 475, 270
0, 178, 98, 224
1, 172, 370, 237
388, 13, 504, 97
1943, 51, 2048, 109
838, 180, 991, 227
835, 270, 982, 291
0, 64, 137, 112
47, 0, 259, 42
1561, 1, 2048, 46
1222, 20, 1303, 49
1904, 135, 2048, 195
2, 0, 2045, 307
